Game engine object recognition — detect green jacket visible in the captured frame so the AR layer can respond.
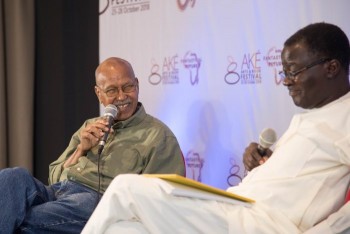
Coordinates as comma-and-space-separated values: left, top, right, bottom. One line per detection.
49, 103, 185, 193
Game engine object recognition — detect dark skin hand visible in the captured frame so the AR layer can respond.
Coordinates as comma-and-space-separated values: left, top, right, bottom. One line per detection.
243, 142, 273, 171
63, 117, 113, 168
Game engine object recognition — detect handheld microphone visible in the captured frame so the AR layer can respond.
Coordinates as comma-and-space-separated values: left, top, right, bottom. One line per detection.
257, 128, 277, 156
98, 104, 118, 155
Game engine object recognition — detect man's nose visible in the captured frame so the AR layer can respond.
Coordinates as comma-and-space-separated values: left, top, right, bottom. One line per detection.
282, 76, 294, 86
115, 90, 127, 100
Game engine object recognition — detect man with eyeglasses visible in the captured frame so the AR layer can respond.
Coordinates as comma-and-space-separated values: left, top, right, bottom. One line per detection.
82, 23, 350, 233
0, 57, 185, 233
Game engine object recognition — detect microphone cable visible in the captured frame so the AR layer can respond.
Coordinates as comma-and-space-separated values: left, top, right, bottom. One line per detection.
95, 104, 118, 207
96, 151, 102, 206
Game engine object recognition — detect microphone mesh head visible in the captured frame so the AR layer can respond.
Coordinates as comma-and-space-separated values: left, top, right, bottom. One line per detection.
259, 128, 277, 149
104, 104, 118, 118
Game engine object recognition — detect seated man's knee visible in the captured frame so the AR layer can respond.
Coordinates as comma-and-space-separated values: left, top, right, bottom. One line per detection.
108, 174, 160, 196
108, 174, 163, 199
109, 174, 141, 190
1, 167, 31, 180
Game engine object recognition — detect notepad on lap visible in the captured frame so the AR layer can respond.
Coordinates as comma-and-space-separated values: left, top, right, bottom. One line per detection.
143, 174, 254, 207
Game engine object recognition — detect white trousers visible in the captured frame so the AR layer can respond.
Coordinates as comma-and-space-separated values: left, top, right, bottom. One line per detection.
82, 174, 299, 234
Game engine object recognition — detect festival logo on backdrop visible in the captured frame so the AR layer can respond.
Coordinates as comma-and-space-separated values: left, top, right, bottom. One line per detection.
99, 0, 150, 16
185, 150, 204, 182
177, 0, 196, 11
226, 157, 243, 186
224, 56, 240, 85
224, 51, 262, 85
264, 46, 284, 85
181, 51, 201, 85
148, 51, 202, 85
148, 56, 180, 85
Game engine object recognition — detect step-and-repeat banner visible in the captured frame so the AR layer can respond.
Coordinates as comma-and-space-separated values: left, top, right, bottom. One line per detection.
99, 0, 349, 189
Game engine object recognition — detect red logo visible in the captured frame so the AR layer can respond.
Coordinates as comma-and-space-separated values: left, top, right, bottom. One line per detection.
177, 0, 196, 11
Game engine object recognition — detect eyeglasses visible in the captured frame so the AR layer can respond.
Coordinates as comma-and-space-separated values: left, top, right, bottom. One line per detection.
97, 83, 137, 97
279, 57, 331, 81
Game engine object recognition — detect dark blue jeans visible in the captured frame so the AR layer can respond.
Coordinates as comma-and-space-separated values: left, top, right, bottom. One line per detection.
0, 167, 99, 233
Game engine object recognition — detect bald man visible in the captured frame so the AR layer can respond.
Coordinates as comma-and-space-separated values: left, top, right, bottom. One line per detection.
0, 57, 185, 233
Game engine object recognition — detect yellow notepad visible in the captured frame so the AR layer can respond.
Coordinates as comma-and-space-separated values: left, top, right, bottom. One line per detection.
143, 174, 255, 204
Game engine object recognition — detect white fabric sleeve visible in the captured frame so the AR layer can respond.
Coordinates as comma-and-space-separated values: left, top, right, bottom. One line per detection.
303, 202, 350, 234
335, 135, 350, 165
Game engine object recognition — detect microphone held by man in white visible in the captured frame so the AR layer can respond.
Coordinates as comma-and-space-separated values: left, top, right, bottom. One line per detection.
257, 128, 277, 156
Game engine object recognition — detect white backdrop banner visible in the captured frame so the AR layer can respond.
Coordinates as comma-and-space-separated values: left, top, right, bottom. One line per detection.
99, 0, 350, 189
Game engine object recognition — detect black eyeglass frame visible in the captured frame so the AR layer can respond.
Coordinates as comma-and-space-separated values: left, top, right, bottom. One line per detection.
279, 57, 332, 81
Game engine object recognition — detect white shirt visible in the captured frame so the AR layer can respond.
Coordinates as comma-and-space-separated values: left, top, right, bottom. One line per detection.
228, 92, 350, 232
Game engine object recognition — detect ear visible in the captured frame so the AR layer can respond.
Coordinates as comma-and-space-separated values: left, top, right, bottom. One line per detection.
94, 86, 102, 104
135, 78, 139, 89
326, 59, 341, 79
